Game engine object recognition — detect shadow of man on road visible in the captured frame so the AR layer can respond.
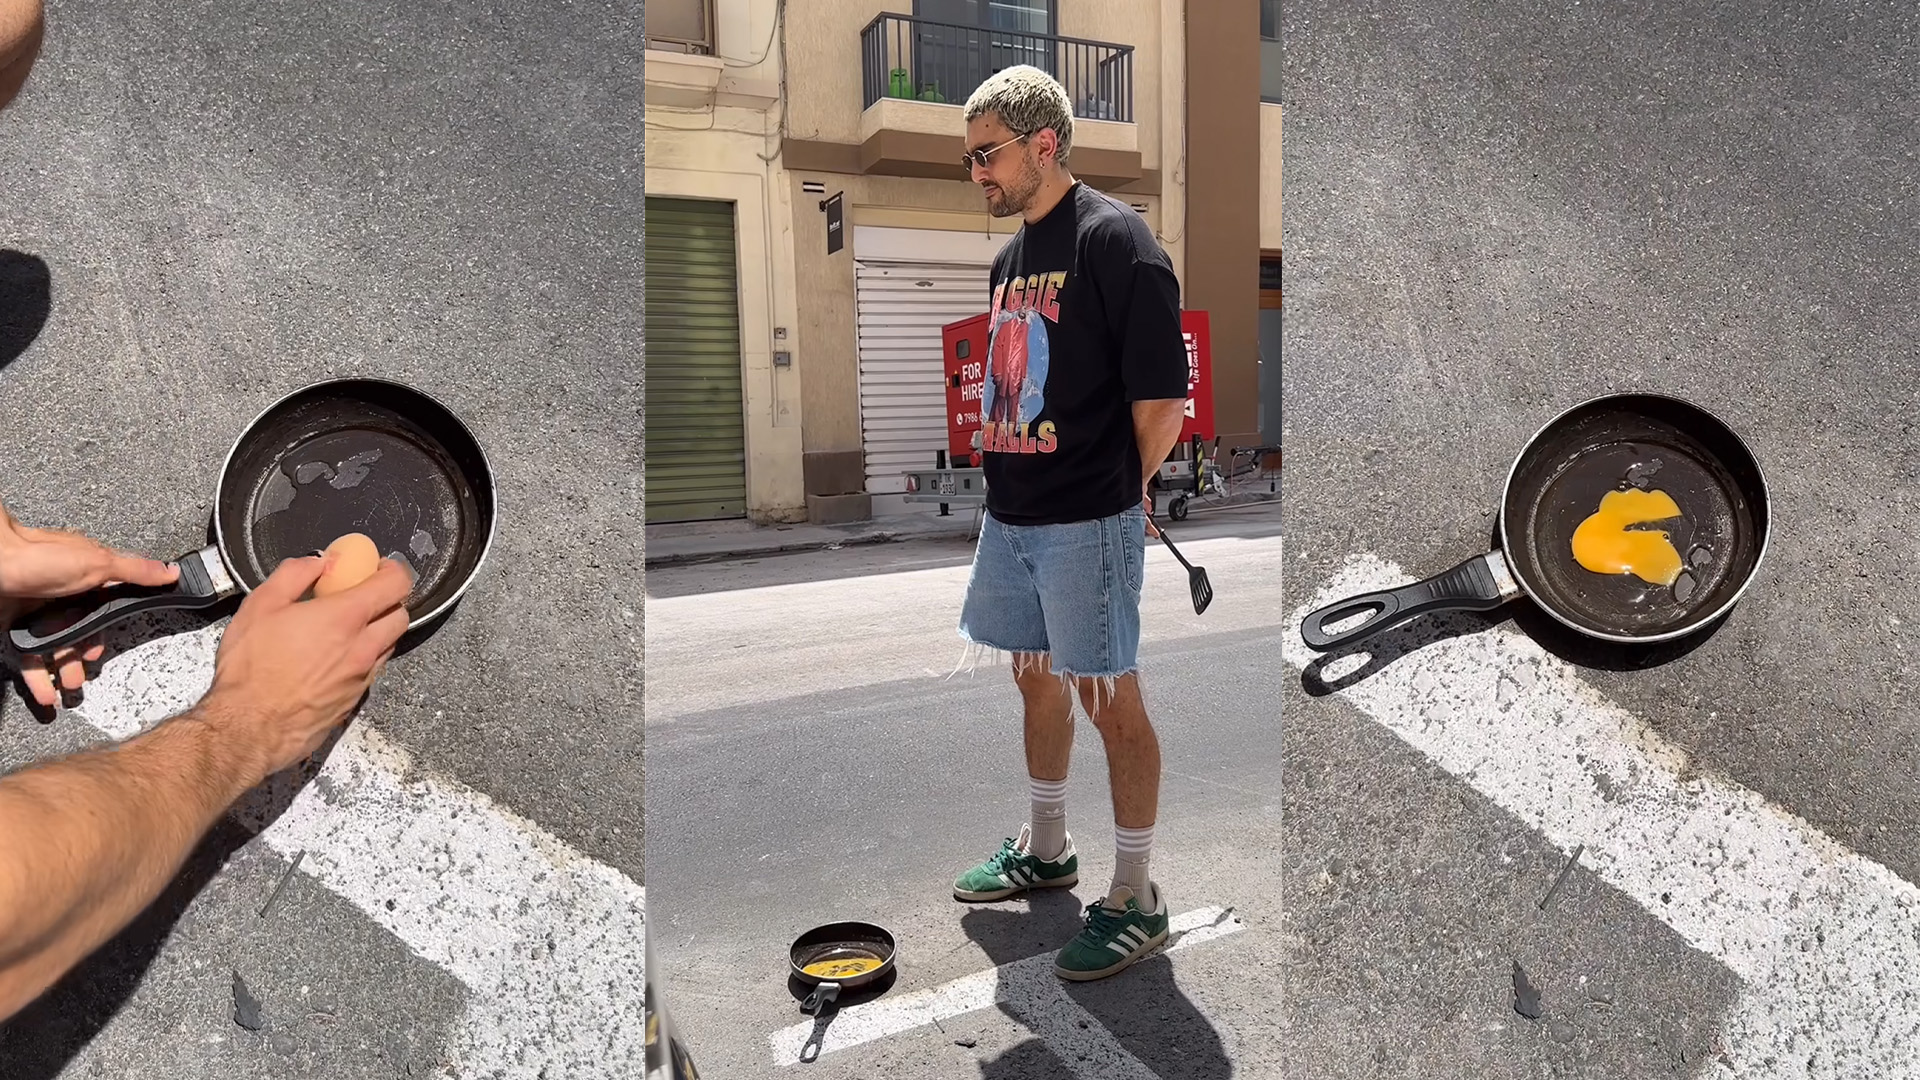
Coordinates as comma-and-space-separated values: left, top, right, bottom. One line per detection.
962, 888, 1233, 1079
0, 249, 51, 373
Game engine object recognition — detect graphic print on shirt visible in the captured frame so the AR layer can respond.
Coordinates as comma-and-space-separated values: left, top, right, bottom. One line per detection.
981, 269, 1068, 454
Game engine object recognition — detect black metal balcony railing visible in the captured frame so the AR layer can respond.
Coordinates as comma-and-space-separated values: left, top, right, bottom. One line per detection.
860, 13, 1135, 125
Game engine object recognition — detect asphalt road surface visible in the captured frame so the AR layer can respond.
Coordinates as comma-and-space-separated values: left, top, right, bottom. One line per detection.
1284, 1, 1920, 1077
0, 2, 644, 1077
645, 502, 1286, 1080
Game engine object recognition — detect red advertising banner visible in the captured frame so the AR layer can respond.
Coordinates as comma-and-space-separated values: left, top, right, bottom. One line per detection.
941, 309, 1215, 464
1179, 309, 1216, 442
942, 313, 990, 465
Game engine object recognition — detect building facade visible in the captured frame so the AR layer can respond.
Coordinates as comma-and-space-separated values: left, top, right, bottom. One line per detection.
1260, 0, 1282, 425
644, 0, 1268, 524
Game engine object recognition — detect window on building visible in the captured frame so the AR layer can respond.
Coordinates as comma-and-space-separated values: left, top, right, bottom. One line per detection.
917, 0, 1056, 36
1259, 0, 1280, 103
646, 0, 713, 54
912, 1, 1062, 109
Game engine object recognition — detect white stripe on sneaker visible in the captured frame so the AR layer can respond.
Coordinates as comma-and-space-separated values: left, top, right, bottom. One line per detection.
1105, 941, 1133, 957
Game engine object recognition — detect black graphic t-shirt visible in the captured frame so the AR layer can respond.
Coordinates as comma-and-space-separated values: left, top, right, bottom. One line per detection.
979, 182, 1189, 526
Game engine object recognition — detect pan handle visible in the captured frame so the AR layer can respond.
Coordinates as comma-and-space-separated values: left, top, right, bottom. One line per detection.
7, 546, 236, 655
1299, 552, 1519, 652
800, 981, 841, 1016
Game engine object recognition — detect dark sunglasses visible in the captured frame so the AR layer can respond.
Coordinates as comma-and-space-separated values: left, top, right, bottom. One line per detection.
961, 134, 1027, 173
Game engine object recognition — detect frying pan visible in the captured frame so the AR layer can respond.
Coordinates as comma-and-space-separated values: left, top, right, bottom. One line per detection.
9, 378, 495, 655
789, 921, 896, 1018
1300, 393, 1769, 651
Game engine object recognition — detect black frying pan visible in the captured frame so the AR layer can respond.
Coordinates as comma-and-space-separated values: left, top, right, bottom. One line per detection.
1300, 393, 1769, 651
790, 921, 896, 1018
9, 378, 495, 655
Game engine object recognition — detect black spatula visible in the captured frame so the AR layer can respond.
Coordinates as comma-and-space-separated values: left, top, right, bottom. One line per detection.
1152, 519, 1213, 614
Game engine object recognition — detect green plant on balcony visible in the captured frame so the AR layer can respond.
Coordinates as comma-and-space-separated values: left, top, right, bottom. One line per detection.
890, 68, 913, 98
918, 81, 946, 103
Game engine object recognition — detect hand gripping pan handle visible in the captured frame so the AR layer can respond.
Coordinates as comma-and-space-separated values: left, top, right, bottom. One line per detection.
8, 547, 236, 654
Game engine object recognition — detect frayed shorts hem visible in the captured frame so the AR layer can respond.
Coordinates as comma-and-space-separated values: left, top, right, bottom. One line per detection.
949, 634, 1142, 683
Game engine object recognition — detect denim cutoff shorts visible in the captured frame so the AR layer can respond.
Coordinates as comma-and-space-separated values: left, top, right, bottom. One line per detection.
957, 505, 1147, 678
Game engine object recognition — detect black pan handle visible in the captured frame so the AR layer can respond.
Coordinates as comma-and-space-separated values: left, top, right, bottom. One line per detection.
1299, 553, 1517, 652
801, 981, 841, 1017
7, 547, 234, 654
1149, 517, 1194, 570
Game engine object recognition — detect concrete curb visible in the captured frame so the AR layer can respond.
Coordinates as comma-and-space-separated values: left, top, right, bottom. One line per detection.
642, 526, 972, 568
643, 491, 1278, 568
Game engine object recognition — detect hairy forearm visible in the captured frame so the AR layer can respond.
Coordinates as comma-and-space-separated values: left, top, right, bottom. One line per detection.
0, 703, 263, 1019
1133, 399, 1189, 484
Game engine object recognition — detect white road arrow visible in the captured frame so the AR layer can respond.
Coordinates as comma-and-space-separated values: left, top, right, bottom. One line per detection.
1285, 554, 1920, 1079
74, 617, 647, 1079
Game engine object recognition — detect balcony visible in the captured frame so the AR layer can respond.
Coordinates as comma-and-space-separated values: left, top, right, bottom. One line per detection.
853, 13, 1142, 188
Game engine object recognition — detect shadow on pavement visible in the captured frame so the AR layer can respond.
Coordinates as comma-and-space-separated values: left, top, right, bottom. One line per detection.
1511, 601, 1728, 672
0, 816, 256, 1078
1298, 607, 1501, 695
0, 728, 361, 1075
982, 1038, 1082, 1079
0, 603, 386, 1074
963, 895, 1233, 1080
3, 605, 225, 724
784, 967, 903, 1064
0, 249, 51, 372
1299, 543, 1730, 692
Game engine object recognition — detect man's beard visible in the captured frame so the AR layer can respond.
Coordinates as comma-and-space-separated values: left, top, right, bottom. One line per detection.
986, 159, 1042, 217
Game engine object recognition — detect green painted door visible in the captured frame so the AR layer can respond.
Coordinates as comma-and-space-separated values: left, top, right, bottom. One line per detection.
645, 196, 749, 523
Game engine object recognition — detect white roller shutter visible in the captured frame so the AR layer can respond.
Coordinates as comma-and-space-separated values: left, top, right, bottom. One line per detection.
854, 260, 992, 515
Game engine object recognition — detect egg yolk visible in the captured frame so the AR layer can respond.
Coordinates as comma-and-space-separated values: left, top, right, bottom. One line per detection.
802, 957, 882, 979
1570, 488, 1686, 586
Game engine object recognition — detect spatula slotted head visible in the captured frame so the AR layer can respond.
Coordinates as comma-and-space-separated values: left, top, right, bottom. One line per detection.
1189, 566, 1213, 614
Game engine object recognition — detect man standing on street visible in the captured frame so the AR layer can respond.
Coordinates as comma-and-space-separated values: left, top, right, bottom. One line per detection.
950, 65, 1192, 982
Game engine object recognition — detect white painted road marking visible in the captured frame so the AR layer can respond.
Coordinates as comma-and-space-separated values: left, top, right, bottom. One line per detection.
75, 619, 648, 1079
1285, 554, 1920, 1079
768, 905, 1245, 1074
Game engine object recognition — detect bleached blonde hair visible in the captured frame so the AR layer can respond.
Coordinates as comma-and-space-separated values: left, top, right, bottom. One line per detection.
963, 65, 1074, 164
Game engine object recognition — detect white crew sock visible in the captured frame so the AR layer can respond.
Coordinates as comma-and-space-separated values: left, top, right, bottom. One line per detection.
1028, 774, 1069, 862
1112, 823, 1155, 904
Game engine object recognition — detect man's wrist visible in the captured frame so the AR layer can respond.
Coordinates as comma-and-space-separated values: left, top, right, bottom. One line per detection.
174, 694, 270, 796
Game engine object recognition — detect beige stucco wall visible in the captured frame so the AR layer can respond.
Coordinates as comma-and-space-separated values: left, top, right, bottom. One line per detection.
1261, 103, 1282, 251
785, 0, 1165, 173
644, 0, 808, 521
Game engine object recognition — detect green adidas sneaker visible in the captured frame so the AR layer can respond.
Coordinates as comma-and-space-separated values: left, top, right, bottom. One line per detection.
1054, 882, 1170, 981
952, 825, 1079, 901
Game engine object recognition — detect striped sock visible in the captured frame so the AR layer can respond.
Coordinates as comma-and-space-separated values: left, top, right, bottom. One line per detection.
1028, 775, 1069, 862
1113, 823, 1154, 904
